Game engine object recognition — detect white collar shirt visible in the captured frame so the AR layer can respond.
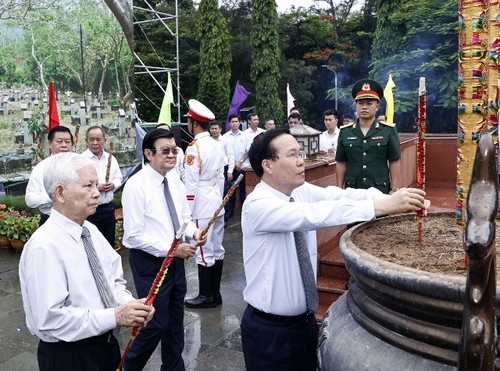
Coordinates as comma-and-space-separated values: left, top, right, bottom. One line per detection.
25, 156, 54, 215
319, 127, 340, 153
241, 181, 383, 316
242, 127, 265, 167
19, 209, 133, 343
223, 130, 248, 162
121, 164, 198, 257
82, 149, 123, 204
214, 136, 235, 173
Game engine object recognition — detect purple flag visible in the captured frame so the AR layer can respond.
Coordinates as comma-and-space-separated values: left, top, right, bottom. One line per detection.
225, 81, 250, 132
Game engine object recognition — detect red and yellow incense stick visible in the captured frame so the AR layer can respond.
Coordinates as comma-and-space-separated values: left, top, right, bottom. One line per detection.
196, 174, 244, 266
105, 140, 114, 183
74, 124, 81, 146
417, 77, 427, 242
116, 222, 188, 370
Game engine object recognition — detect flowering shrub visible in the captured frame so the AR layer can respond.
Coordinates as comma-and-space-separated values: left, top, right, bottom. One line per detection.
0, 204, 7, 235
4, 210, 40, 242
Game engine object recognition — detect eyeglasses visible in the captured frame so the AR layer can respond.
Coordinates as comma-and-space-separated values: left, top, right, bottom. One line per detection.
152, 147, 179, 156
272, 151, 306, 161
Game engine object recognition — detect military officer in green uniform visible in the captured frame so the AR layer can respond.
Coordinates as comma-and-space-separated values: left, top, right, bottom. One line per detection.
335, 79, 401, 194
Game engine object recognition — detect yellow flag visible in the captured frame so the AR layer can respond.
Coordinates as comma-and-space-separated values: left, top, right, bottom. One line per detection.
384, 74, 396, 124
158, 72, 174, 126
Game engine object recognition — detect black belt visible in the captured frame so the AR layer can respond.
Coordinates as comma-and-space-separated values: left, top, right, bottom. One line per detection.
248, 305, 314, 324
40, 330, 115, 348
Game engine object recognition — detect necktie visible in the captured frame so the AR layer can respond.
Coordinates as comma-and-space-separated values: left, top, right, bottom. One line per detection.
163, 177, 180, 233
290, 197, 319, 312
81, 226, 117, 308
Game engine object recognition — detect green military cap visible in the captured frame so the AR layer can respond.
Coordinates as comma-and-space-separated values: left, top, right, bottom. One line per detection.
351, 79, 384, 101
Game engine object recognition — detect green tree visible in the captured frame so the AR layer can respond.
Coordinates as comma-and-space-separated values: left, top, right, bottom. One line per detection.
196, 0, 231, 120
250, 0, 283, 124
371, 0, 457, 133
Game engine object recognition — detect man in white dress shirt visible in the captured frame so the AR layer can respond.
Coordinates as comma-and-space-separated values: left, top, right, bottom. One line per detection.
318, 109, 340, 156
184, 100, 226, 308
25, 126, 73, 225
19, 152, 154, 371
122, 128, 204, 370
210, 120, 235, 196
222, 114, 248, 224
82, 126, 122, 247
240, 129, 429, 370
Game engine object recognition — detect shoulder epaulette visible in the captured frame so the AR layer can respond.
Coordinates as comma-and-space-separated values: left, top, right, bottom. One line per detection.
340, 122, 354, 129
379, 121, 396, 128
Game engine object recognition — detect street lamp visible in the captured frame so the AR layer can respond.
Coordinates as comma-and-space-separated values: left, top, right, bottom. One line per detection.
322, 65, 338, 111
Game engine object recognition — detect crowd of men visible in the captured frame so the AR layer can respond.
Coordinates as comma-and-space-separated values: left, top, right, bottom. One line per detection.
19, 79, 427, 370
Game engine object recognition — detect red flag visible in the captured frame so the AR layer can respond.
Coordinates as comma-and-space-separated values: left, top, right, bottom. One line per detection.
48, 81, 60, 132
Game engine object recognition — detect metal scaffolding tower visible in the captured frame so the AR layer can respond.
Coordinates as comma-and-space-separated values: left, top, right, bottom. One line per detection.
133, 0, 181, 124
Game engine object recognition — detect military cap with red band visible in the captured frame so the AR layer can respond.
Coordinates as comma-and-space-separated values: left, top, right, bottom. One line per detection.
351, 79, 384, 101
186, 99, 215, 123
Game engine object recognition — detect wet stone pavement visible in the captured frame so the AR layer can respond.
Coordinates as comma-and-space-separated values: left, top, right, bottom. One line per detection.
0, 216, 247, 371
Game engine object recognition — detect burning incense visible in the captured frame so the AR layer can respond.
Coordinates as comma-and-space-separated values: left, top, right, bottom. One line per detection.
417, 77, 427, 242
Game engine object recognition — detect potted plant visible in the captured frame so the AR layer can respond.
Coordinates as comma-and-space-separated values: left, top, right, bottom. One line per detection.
0, 204, 9, 248
5, 210, 40, 252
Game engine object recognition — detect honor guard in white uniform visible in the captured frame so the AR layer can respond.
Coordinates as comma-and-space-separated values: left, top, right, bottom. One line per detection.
184, 99, 226, 308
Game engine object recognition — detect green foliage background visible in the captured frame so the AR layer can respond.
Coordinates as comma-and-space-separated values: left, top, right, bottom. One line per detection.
0, 0, 459, 133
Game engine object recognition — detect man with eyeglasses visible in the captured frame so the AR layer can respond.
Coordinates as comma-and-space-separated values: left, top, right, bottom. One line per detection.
121, 128, 205, 370
184, 99, 227, 309
82, 126, 122, 248
25, 125, 74, 225
240, 129, 429, 371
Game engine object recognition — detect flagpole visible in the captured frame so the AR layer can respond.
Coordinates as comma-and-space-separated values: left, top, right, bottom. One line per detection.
80, 24, 86, 112
321, 65, 338, 110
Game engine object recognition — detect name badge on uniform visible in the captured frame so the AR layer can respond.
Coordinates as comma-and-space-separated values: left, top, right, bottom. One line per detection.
347, 137, 357, 140
372, 136, 383, 140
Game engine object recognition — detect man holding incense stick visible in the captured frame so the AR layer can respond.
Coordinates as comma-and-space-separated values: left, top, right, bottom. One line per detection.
241, 129, 428, 370
19, 152, 153, 371
82, 125, 122, 247
122, 128, 205, 371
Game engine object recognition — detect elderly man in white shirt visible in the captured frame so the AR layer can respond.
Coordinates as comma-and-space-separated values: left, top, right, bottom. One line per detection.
19, 152, 154, 371
82, 126, 123, 247
240, 129, 429, 371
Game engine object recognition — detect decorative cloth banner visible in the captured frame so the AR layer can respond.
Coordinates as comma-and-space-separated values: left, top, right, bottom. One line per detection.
158, 71, 174, 127
48, 81, 60, 132
457, 0, 500, 225
383, 74, 396, 124
225, 81, 250, 132
287, 83, 296, 118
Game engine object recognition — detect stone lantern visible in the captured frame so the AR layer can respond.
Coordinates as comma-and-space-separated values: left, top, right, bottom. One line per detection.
289, 123, 321, 159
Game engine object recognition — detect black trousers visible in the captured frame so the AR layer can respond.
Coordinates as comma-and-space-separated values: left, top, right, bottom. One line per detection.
224, 169, 246, 221
124, 249, 186, 371
241, 305, 319, 371
37, 331, 120, 371
86, 202, 116, 247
